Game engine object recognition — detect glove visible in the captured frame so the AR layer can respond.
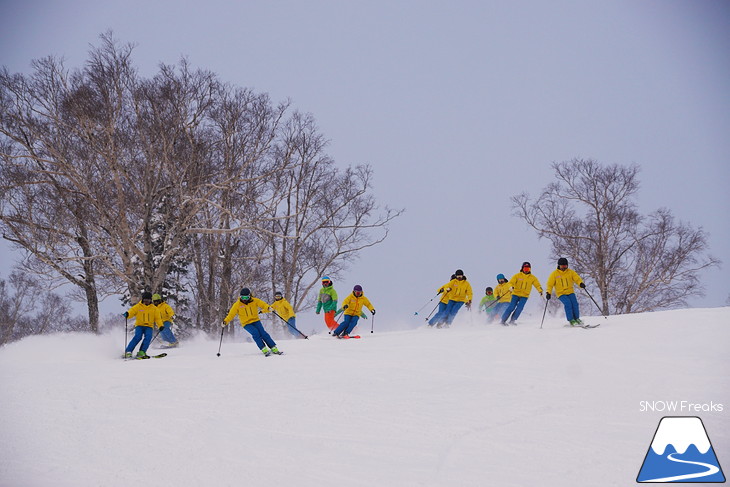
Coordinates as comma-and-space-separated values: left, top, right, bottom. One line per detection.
371, 309, 376, 315
123, 312, 129, 318
315, 310, 320, 315
343, 305, 349, 309
159, 325, 166, 331
579, 282, 586, 289
546, 293, 551, 300
360, 312, 368, 319
465, 301, 472, 310
221, 321, 227, 328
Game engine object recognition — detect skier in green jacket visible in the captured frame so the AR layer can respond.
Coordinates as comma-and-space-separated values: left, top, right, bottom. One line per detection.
315, 276, 339, 332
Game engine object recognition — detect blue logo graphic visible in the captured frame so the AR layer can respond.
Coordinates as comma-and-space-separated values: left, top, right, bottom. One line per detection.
637, 416, 725, 483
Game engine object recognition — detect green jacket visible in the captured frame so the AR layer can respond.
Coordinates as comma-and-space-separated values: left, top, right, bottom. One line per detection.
316, 285, 338, 313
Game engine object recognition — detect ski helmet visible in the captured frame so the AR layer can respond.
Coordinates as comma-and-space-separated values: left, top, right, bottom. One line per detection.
558, 257, 568, 268
353, 285, 363, 292
152, 293, 162, 301
240, 287, 251, 297
141, 291, 153, 301
496, 273, 506, 281
454, 269, 464, 276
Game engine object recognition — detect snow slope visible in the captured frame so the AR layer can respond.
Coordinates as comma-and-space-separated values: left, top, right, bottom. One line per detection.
1, 307, 728, 487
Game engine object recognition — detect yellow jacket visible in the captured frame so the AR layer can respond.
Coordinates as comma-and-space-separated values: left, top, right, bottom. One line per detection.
271, 298, 296, 321
546, 268, 584, 297
439, 279, 473, 303
341, 293, 374, 317
224, 297, 271, 326
494, 282, 512, 303
127, 302, 163, 329
508, 272, 543, 298
155, 302, 175, 322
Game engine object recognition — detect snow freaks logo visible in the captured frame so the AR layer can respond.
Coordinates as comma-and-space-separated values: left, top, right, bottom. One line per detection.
637, 416, 726, 483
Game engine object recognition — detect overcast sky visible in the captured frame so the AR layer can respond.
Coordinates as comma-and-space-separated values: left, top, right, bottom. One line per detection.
2, 0, 729, 326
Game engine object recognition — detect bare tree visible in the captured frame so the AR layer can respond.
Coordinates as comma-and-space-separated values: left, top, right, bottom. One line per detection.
265, 111, 403, 311
0, 272, 74, 345
511, 158, 720, 315
1, 31, 402, 340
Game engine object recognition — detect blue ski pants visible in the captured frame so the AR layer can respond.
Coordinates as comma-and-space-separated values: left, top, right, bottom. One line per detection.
558, 293, 580, 322
286, 317, 303, 338
126, 326, 153, 353
491, 302, 509, 322
243, 321, 277, 350
428, 302, 448, 326
501, 295, 528, 323
333, 314, 360, 336
444, 300, 465, 325
159, 320, 177, 343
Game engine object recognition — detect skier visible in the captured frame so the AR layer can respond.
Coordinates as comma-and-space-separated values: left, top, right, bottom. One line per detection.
123, 291, 163, 359
439, 269, 473, 327
428, 274, 455, 327
222, 288, 282, 356
479, 287, 498, 322
546, 257, 586, 326
315, 276, 339, 332
493, 273, 512, 321
332, 285, 375, 338
153, 293, 179, 348
500, 262, 543, 325
270, 291, 303, 338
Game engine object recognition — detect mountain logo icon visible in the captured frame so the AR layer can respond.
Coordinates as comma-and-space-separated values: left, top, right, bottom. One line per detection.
637, 416, 725, 483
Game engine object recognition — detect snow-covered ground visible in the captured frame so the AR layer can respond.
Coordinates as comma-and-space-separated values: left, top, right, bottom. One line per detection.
1, 307, 728, 487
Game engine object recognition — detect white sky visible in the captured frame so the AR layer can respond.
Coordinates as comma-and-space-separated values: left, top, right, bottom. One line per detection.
1, 0, 729, 323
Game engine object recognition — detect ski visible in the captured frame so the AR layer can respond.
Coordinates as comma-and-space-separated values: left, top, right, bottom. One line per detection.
340, 335, 361, 339
563, 324, 600, 329
124, 353, 167, 360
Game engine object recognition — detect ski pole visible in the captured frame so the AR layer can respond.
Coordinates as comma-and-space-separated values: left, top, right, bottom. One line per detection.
414, 294, 440, 315
271, 310, 309, 339
540, 296, 549, 329
483, 296, 502, 310
124, 315, 128, 356
151, 328, 161, 345
216, 325, 224, 357
582, 287, 608, 319
424, 302, 440, 321
371, 311, 375, 334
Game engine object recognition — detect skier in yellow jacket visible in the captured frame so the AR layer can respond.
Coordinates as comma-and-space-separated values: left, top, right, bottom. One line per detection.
332, 285, 375, 338
492, 273, 512, 323
500, 262, 543, 325
123, 291, 163, 358
546, 257, 586, 326
440, 269, 473, 327
222, 287, 282, 356
270, 291, 304, 338
153, 293, 179, 348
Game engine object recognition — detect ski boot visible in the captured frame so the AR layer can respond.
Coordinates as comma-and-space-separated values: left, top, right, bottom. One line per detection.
123, 351, 133, 359
271, 347, 283, 355
136, 350, 149, 359
261, 348, 272, 357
